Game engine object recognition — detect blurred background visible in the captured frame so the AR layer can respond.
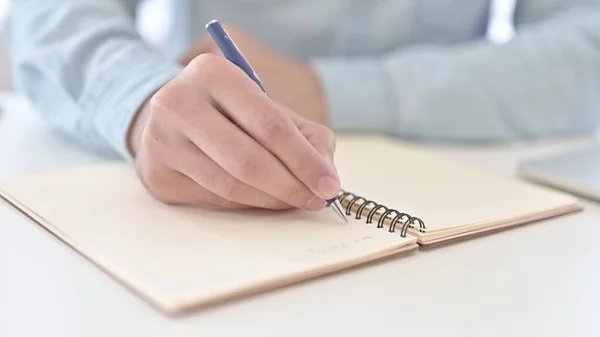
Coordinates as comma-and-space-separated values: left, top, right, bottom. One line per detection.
0, 0, 10, 90
0, 0, 173, 91
0, 0, 515, 92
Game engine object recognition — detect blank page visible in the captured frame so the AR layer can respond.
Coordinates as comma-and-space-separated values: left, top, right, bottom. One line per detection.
332, 135, 581, 233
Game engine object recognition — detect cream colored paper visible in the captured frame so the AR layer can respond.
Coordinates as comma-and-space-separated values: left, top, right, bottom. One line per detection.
0, 163, 417, 314
0, 134, 582, 312
333, 134, 582, 243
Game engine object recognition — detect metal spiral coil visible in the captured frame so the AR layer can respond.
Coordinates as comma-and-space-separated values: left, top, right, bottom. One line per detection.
337, 190, 426, 237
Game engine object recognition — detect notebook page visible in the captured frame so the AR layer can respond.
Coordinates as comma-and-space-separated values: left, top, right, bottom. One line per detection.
333, 135, 580, 232
0, 163, 416, 313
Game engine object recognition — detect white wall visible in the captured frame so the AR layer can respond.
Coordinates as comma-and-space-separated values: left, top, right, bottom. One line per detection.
0, 0, 11, 90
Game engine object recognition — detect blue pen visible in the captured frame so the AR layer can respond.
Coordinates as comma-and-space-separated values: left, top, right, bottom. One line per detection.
205, 19, 348, 223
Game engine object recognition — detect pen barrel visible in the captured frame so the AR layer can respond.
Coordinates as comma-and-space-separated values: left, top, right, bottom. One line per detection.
205, 20, 266, 92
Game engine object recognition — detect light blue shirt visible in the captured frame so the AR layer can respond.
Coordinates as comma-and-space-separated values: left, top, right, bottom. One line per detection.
5, 0, 600, 159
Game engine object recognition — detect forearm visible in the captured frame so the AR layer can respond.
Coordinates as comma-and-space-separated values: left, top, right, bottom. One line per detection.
5, 0, 182, 158
312, 4, 600, 142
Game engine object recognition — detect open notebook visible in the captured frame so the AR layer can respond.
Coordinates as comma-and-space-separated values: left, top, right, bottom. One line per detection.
0, 134, 581, 315
331, 135, 583, 246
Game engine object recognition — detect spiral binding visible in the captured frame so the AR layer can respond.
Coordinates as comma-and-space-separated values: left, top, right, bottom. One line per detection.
337, 189, 426, 237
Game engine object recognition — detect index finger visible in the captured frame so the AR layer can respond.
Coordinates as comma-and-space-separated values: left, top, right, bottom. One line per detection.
210, 65, 340, 200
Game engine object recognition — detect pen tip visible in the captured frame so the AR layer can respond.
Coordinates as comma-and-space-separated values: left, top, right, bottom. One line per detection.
329, 198, 348, 223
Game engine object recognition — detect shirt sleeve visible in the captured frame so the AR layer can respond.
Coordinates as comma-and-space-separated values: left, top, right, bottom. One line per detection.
311, 2, 600, 142
5, 0, 183, 159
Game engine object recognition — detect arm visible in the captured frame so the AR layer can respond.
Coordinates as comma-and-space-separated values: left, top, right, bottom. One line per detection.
5, 0, 182, 158
311, 2, 600, 142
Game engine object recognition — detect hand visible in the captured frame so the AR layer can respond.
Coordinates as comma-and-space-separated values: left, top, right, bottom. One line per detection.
127, 53, 340, 211
179, 25, 329, 125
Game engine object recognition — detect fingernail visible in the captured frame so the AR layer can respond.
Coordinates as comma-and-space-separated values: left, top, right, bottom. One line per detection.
304, 196, 326, 211
317, 176, 340, 199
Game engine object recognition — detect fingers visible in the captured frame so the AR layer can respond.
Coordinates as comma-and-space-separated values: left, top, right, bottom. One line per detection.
310, 126, 337, 167
135, 100, 299, 210
170, 139, 294, 210
207, 64, 340, 200
132, 118, 242, 208
285, 106, 337, 167
137, 158, 248, 208
145, 53, 340, 211
179, 101, 327, 211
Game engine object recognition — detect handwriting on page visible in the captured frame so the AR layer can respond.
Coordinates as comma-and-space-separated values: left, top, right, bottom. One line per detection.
307, 235, 374, 254
201, 235, 380, 289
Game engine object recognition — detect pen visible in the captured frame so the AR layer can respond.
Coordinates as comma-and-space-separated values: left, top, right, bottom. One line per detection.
205, 19, 348, 223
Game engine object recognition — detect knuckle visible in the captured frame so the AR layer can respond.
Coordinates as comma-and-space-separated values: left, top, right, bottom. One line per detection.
148, 89, 199, 137
148, 91, 185, 126
283, 184, 311, 208
323, 127, 336, 146
219, 176, 242, 200
232, 154, 261, 182
139, 120, 165, 156
149, 89, 167, 109
149, 85, 177, 114
206, 191, 223, 206
189, 53, 222, 78
260, 114, 288, 142
206, 172, 240, 200
188, 53, 213, 68
315, 124, 335, 146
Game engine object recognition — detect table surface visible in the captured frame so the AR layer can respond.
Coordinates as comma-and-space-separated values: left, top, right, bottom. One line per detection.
1, 92, 599, 337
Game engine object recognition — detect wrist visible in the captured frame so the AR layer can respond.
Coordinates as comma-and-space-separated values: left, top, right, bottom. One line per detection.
126, 97, 152, 158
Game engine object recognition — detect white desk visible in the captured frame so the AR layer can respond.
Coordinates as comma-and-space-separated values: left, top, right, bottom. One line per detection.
1, 92, 599, 337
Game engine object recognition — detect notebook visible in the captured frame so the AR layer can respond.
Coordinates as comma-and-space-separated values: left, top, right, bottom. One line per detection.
331, 135, 583, 246
0, 134, 582, 315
